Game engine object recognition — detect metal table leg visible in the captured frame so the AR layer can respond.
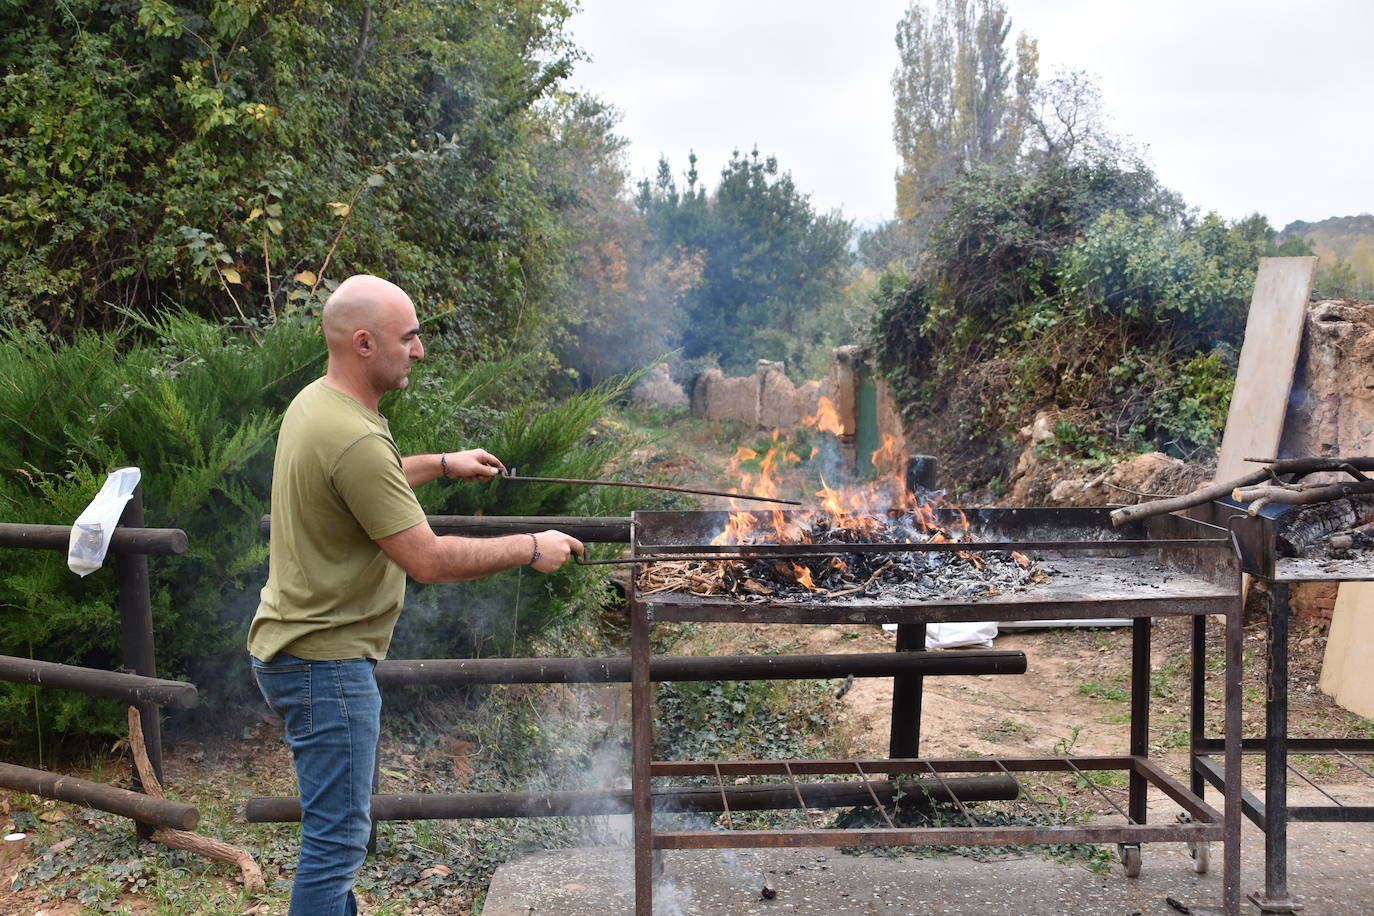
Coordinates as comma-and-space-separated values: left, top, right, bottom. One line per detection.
1250, 582, 1303, 912
631, 597, 654, 916
889, 621, 926, 758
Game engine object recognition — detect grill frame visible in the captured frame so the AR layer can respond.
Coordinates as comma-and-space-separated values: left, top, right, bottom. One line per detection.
1189, 500, 1374, 911
627, 506, 1246, 915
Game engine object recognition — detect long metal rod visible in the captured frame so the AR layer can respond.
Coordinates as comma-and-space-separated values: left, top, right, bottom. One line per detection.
375, 650, 1026, 686
1335, 749, 1374, 782
579, 538, 1227, 564
630, 594, 653, 916
652, 821, 1217, 850
1260, 581, 1294, 909
245, 775, 1022, 822
502, 473, 801, 506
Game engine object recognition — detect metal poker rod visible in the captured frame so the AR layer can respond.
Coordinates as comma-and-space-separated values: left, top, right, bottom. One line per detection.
500, 470, 801, 506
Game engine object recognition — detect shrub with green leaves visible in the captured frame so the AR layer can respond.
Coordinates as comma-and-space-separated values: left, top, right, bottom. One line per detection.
872, 153, 1274, 481
0, 312, 640, 758
0, 0, 579, 361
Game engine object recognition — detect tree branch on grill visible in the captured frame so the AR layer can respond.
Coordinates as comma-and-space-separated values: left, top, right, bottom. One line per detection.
126, 707, 265, 892
1232, 480, 1374, 514
1109, 457, 1374, 526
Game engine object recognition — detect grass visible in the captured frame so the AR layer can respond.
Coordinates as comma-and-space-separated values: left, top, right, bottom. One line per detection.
977, 716, 1035, 743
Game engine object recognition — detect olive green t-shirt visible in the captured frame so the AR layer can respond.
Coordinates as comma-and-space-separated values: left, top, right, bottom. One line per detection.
248, 379, 426, 662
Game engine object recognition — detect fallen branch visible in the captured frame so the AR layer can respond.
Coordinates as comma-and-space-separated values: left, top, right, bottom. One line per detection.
1109, 457, 1374, 526
1232, 480, 1374, 514
127, 707, 265, 893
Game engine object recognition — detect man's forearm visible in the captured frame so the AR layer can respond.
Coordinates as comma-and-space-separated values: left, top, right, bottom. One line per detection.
402, 453, 445, 489
426, 533, 538, 582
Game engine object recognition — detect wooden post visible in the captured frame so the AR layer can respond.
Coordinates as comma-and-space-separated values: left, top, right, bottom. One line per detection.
113, 479, 161, 838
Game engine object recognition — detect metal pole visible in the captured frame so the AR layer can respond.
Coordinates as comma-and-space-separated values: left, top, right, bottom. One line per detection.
1190, 613, 1207, 798
630, 595, 653, 916
888, 622, 926, 758
113, 480, 161, 840
374, 650, 1027, 687
1129, 617, 1151, 824
1250, 582, 1300, 913
1223, 570, 1244, 915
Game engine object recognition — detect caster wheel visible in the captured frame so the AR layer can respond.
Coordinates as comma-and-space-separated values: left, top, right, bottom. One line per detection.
1118, 843, 1142, 878
1176, 811, 1209, 874
1189, 841, 1210, 874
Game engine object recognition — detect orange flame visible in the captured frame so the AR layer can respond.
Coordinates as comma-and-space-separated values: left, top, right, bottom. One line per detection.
802, 397, 844, 435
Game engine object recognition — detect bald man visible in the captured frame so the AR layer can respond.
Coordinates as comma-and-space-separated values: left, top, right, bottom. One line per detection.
248, 275, 582, 915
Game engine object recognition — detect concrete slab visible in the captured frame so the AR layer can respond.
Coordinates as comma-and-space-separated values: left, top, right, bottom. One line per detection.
484, 805, 1374, 915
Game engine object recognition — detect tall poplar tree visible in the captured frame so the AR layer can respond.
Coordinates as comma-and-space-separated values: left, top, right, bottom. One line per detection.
892, 0, 1036, 239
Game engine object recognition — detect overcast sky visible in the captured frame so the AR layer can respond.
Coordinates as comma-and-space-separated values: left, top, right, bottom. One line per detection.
566, 0, 1372, 231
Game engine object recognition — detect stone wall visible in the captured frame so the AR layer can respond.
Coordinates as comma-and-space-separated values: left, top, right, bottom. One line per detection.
689, 351, 907, 474
1279, 299, 1374, 466
691, 359, 826, 430
1277, 299, 1374, 623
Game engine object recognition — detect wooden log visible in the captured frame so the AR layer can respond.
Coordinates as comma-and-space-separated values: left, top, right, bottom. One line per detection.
0, 523, 187, 556
126, 708, 263, 892
0, 656, 198, 708
0, 762, 197, 830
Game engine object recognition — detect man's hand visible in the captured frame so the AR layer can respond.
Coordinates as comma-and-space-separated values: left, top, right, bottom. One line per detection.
530, 530, 584, 573
445, 448, 505, 481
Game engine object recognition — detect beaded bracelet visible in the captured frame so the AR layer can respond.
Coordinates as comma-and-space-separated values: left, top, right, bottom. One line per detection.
527, 532, 541, 567
439, 453, 451, 479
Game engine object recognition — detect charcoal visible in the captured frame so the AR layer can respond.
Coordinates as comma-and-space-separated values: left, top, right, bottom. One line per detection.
642, 512, 1048, 602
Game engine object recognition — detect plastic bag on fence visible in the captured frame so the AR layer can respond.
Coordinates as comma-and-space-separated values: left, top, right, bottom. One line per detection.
881, 620, 998, 649
67, 467, 141, 577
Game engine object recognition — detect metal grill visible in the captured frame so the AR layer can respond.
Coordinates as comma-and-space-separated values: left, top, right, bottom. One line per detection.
1191, 500, 1374, 913
627, 507, 1246, 915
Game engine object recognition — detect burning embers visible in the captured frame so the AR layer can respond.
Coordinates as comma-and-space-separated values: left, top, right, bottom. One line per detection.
636, 398, 1050, 602
635, 509, 1047, 603
1276, 496, 1374, 564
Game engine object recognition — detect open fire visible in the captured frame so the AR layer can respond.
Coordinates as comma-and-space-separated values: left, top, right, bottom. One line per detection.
636, 400, 1047, 602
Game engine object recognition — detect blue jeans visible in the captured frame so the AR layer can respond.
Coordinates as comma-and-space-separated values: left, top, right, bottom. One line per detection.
252, 653, 380, 916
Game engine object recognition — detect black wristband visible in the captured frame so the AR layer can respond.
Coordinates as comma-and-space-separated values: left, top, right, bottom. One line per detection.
527, 532, 541, 567
440, 453, 451, 479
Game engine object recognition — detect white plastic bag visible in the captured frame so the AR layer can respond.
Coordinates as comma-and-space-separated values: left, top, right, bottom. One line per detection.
67, 467, 141, 577
881, 620, 998, 649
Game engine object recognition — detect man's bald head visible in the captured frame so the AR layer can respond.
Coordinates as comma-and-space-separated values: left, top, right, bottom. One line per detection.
319, 275, 425, 405
322, 275, 414, 351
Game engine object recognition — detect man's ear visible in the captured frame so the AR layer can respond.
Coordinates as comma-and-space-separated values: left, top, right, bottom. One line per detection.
353, 328, 372, 355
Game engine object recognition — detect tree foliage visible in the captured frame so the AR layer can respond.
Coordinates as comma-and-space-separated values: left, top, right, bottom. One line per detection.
636, 150, 853, 377
541, 95, 703, 388
0, 0, 580, 360
892, 0, 1036, 236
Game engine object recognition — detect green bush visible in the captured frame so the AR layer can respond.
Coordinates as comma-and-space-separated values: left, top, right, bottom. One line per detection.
871, 154, 1269, 480
0, 312, 639, 758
